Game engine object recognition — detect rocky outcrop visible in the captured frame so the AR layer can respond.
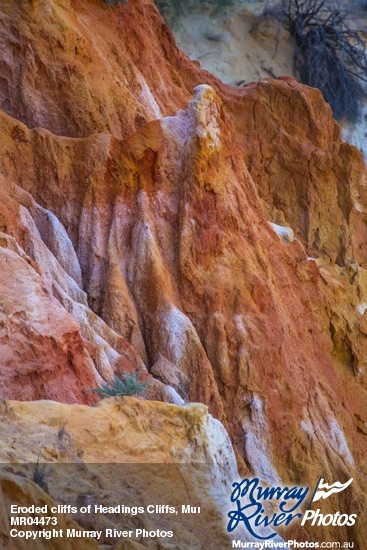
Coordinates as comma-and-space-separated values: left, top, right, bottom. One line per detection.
0, 0, 367, 545
0, 397, 248, 548
0, 470, 102, 549
168, 0, 367, 161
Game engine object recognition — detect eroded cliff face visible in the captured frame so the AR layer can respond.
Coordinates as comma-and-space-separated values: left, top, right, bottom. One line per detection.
0, 398, 244, 548
1, 0, 367, 545
168, 0, 367, 161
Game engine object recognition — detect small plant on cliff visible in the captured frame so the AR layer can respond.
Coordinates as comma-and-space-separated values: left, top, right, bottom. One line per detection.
93, 372, 150, 398
31, 459, 49, 493
275, 0, 367, 121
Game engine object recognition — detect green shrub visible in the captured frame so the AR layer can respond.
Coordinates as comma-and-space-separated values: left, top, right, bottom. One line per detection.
93, 372, 150, 398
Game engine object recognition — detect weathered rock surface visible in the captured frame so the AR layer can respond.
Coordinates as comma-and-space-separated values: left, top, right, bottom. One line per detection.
0, 470, 103, 549
167, 0, 367, 161
0, 397, 247, 548
0, 0, 367, 545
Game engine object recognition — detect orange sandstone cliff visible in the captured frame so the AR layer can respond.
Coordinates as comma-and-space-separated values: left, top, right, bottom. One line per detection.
0, 0, 367, 547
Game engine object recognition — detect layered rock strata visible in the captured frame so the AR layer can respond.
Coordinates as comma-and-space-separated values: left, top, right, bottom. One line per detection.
0, 0, 366, 545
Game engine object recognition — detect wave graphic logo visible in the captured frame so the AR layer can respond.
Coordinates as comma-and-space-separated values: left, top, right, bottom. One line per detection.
302, 477, 357, 528
311, 478, 353, 503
